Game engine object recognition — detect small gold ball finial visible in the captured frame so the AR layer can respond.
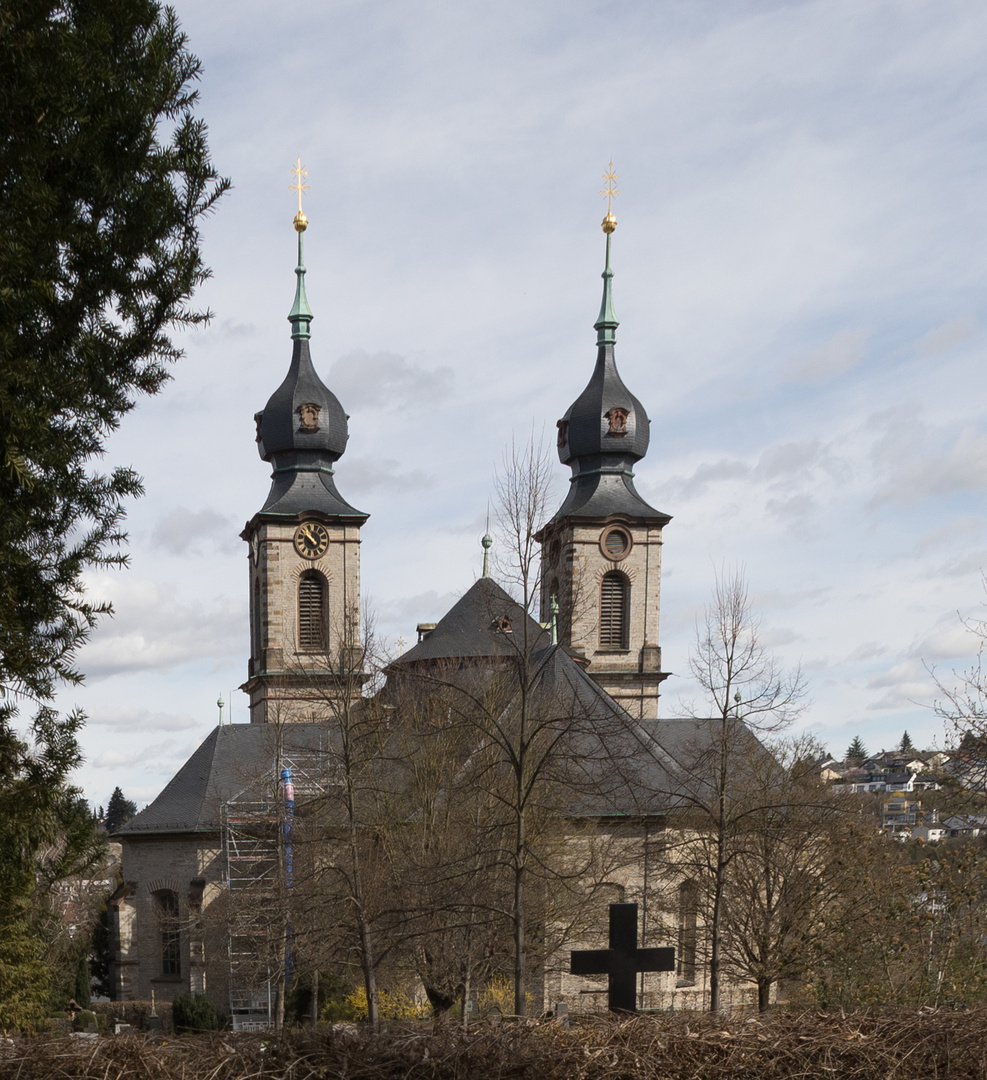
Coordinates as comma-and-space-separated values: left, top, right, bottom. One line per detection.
290, 156, 310, 230
600, 160, 620, 233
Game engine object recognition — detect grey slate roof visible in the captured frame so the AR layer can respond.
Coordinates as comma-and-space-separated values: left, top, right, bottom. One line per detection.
115, 723, 326, 837
120, 578, 770, 836
391, 576, 547, 665
388, 576, 765, 817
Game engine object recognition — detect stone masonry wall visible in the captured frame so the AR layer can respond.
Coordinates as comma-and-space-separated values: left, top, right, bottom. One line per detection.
115, 836, 228, 1014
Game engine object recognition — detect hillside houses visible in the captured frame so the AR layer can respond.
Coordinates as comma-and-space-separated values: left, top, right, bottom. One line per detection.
826, 750, 947, 795
817, 746, 987, 840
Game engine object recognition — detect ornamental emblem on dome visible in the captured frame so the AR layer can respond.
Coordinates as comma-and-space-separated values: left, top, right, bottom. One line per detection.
298, 402, 322, 433
556, 419, 569, 448
606, 407, 629, 436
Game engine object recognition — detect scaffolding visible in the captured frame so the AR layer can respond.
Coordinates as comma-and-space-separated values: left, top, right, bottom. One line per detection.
221, 736, 333, 1028
223, 797, 278, 1027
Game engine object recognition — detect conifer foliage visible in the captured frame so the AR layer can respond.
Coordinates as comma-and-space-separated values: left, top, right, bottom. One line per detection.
0, 0, 227, 1029
0, 0, 229, 705
104, 786, 138, 833
845, 736, 866, 764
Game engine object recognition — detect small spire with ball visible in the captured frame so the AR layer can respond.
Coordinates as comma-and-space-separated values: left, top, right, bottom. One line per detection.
290, 156, 309, 232
600, 160, 619, 234
288, 156, 313, 338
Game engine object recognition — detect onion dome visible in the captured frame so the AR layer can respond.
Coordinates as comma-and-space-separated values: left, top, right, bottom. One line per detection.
253, 214, 367, 520
551, 219, 668, 523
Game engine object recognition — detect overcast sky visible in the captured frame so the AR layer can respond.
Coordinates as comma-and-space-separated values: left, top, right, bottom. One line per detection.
54, 0, 987, 809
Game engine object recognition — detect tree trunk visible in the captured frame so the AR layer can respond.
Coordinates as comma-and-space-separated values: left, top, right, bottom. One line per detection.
757, 977, 771, 1012
709, 732, 729, 1015
360, 922, 379, 1031
513, 861, 526, 1016
709, 864, 724, 1013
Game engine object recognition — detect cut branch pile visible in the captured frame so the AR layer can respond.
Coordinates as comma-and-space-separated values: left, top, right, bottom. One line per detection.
2, 1009, 984, 1080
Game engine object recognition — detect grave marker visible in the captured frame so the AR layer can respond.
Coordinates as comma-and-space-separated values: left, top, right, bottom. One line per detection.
570, 902, 674, 1012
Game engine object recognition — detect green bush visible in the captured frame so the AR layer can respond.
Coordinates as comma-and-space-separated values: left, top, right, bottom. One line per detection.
73, 1009, 98, 1032
172, 994, 221, 1033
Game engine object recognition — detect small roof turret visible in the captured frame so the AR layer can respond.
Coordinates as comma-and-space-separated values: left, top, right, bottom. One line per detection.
551, 167, 668, 524
252, 162, 367, 521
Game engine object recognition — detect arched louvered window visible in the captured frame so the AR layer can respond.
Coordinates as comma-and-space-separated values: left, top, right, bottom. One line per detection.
298, 571, 327, 650
599, 571, 629, 648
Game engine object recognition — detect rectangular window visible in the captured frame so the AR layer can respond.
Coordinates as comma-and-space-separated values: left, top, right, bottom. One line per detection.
157, 891, 181, 977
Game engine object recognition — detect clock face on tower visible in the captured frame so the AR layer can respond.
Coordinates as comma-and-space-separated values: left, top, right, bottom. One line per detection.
294, 522, 330, 559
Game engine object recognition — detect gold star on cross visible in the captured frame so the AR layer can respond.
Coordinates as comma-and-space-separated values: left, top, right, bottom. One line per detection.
600, 161, 620, 215
290, 156, 310, 214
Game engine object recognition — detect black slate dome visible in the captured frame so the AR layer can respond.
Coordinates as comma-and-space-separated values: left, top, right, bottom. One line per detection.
255, 340, 349, 462
558, 348, 650, 466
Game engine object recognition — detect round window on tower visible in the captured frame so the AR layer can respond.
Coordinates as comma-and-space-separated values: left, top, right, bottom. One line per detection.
600, 526, 632, 561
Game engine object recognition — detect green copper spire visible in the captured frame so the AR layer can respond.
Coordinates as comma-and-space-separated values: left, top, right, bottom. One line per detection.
288, 222, 313, 340
594, 231, 618, 346
288, 157, 313, 340
594, 161, 619, 347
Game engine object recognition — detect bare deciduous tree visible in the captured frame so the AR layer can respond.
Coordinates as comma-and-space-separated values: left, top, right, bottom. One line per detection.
715, 736, 855, 1010
671, 568, 806, 1012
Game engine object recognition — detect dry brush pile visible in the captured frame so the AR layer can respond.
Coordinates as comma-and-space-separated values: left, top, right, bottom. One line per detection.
1, 1009, 985, 1080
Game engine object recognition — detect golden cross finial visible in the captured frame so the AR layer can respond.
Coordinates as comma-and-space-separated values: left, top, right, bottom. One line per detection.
290, 156, 310, 231
601, 161, 620, 213
600, 160, 619, 234
290, 157, 310, 212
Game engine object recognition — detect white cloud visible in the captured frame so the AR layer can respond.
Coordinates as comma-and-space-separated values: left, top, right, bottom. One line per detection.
866, 659, 931, 711
92, 738, 200, 773
150, 507, 236, 556
328, 350, 454, 410
790, 328, 872, 382
914, 518, 984, 555
848, 641, 887, 663
764, 493, 818, 527
81, 576, 244, 679
345, 456, 434, 494
87, 706, 198, 732
666, 459, 751, 500
871, 419, 987, 506
914, 316, 977, 357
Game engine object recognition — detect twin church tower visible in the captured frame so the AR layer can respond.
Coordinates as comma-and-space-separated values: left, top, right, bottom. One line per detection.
241, 163, 671, 723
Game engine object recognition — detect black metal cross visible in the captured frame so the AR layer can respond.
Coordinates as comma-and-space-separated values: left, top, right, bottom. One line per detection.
570, 902, 675, 1012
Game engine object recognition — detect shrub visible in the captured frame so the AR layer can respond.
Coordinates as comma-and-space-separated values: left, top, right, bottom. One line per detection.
73, 1009, 98, 1033
478, 975, 533, 1017
172, 994, 221, 1033
326, 986, 428, 1022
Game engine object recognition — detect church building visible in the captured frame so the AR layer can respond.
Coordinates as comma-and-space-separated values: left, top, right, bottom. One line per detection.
111, 178, 758, 1021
